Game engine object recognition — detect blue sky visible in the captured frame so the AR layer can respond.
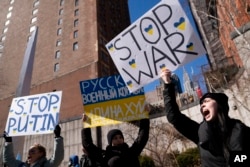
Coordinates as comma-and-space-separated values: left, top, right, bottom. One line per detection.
128, 0, 209, 93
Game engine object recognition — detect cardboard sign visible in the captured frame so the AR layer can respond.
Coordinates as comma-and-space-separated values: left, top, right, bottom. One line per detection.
5, 91, 62, 136
106, 0, 207, 92
79, 75, 148, 128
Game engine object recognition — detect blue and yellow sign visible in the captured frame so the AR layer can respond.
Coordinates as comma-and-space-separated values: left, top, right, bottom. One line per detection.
79, 75, 148, 128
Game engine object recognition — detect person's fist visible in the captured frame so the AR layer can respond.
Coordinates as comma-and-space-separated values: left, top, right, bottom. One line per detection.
54, 125, 61, 138
3, 131, 12, 142
82, 113, 88, 122
160, 69, 172, 84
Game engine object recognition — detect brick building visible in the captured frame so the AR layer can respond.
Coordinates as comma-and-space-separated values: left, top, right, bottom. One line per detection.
189, 0, 250, 91
0, 0, 130, 166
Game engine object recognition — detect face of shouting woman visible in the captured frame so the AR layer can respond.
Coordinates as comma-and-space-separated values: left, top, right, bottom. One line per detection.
200, 97, 219, 122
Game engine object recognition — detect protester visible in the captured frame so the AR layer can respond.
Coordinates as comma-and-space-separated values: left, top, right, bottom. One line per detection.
68, 154, 80, 167
3, 125, 64, 167
78, 146, 102, 167
81, 114, 108, 167
160, 68, 250, 166
81, 111, 150, 167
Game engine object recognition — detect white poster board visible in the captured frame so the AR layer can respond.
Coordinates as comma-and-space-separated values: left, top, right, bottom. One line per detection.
5, 91, 62, 136
106, 0, 207, 92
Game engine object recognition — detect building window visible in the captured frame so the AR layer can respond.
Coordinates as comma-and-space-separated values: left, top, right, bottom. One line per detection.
10, 0, 14, 4
33, 1, 39, 7
1, 36, 6, 42
73, 42, 78, 51
58, 18, 62, 25
29, 26, 36, 32
56, 40, 62, 46
55, 50, 60, 59
3, 28, 8, 34
73, 30, 78, 38
59, 9, 63, 15
5, 20, 10, 26
57, 28, 62, 36
32, 9, 38, 15
75, 0, 79, 6
31, 17, 37, 24
74, 9, 79, 16
54, 63, 60, 72
74, 19, 79, 27
7, 12, 12, 19
60, 0, 64, 6
8, 6, 13, 11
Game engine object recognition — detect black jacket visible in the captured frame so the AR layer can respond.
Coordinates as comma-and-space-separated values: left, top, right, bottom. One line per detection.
105, 119, 149, 167
163, 83, 250, 167
82, 119, 149, 167
81, 128, 106, 167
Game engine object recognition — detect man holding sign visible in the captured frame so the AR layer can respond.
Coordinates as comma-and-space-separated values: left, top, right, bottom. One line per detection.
3, 125, 64, 167
3, 91, 64, 166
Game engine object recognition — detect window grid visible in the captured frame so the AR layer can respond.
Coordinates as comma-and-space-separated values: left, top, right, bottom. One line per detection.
73, 42, 78, 51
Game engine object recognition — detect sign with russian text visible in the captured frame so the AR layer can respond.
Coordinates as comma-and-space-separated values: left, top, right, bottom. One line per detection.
106, 0, 207, 92
79, 75, 148, 128
5, 91, 62, 136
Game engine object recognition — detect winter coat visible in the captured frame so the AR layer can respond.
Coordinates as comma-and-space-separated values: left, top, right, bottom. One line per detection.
81, 128, 107, 167
104, 119, 149, 167
79, 154, 102, 167
81, 118, 149, 167
163, 83, 250, 167
3, 137, 64, 167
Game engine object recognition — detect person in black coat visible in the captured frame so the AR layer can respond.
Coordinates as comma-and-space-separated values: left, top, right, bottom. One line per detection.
81, 113, 150, 167
81, 115, 106, 167
160, 68, 250, 167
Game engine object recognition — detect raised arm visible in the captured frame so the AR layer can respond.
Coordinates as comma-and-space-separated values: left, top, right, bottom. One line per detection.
81, 114, 104, 162
130, 117, 150, 156
161, 69, 199, 144
3, 132, 24, 167
48, 125, 64, 166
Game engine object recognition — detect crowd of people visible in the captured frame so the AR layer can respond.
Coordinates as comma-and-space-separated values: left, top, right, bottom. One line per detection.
2, 69, 250, 167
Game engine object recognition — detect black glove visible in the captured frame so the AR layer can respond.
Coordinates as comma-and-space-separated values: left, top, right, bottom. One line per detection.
54, 125, 61, 138
3, 131, 12, 142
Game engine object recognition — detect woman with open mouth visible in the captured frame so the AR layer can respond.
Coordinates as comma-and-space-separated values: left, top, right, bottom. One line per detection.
160, 68, 250, 167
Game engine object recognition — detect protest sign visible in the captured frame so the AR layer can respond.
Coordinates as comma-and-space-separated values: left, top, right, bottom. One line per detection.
5, 91, 62, 136
106, 0, 207, 92
79, 74, 148, 128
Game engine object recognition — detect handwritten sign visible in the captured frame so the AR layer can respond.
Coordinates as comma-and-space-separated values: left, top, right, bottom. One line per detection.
79, 75, 148, 128
106, 0, 207, 92
5, 91, 62, 136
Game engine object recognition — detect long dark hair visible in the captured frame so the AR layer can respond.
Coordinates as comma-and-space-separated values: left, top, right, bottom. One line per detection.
216, 104, 231, 165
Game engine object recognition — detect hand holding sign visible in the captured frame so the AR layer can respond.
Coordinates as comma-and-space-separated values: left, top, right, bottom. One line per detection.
105, 0, 207, 92
54, 124, 61, 138
3, 131, 12, 142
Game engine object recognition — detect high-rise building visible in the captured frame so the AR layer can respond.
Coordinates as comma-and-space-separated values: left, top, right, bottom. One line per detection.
0, 0, 130, 165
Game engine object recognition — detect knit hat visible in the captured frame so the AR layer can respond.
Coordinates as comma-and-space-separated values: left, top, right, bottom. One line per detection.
200, 92, 229, 113
107, 129, 124, 145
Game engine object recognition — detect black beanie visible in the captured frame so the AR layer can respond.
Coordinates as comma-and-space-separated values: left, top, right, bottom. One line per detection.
200, 92, 229, 113
107, 129, 124, 145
